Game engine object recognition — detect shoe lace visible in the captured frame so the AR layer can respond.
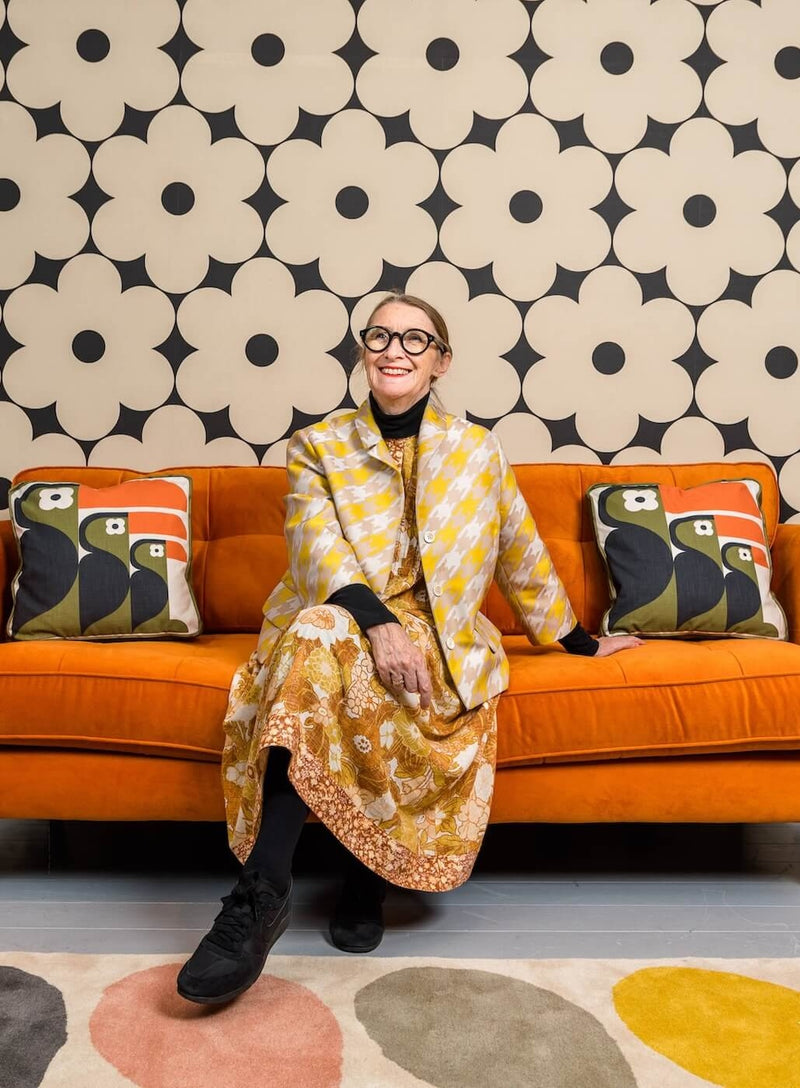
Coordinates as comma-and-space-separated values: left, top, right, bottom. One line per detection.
207, 874, 282, 954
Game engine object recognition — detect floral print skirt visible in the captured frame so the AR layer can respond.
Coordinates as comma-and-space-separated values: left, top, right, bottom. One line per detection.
221, 590, 497, 893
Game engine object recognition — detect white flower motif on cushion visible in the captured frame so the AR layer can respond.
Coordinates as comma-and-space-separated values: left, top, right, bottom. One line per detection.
352, 734, 372, 754
39, 488, 75, 512
622, 488, 659, 513
615, 118, 785, 306
266, 110, 438, 296
706, 0, 800, 158
522, 266, 693, 452
611, 417, 773, 466
92, 105, 264, 293
696, 271, 800, 457
0, 404, 85, 521
3, 254, 174, 442
6, 0, 179, 141
694, 520, 714, 536
785, 161, 800, 274
90, 405, 258, 470
0, 102, 89, 289
440, 114, 611, 301
356, 0, 528, 149
149, 543, 165, 558
181, 0, 354, 144
105, 518, 125, 535
492, 414, 599, 465
531, 0, 703, 154
176, 259, 347, 445
738, 547, 753, 562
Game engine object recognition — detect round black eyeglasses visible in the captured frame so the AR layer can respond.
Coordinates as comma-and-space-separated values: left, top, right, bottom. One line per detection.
359, 326, 448, 356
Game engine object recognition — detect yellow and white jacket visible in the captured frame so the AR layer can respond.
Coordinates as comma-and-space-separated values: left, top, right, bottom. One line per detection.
257, 398, 576, 710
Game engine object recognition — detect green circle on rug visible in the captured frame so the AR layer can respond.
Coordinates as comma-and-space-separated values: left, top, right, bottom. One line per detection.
613, 966, 800, 1087
355, 966, 636, 1088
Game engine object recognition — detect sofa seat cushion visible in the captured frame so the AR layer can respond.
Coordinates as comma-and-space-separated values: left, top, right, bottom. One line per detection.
497, 636, 800, 766
0, 634, 257, 760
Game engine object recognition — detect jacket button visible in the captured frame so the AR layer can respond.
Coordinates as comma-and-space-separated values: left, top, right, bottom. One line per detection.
433, 584, 443, 596
423, 530, 435, 543
446, 637, 455, 650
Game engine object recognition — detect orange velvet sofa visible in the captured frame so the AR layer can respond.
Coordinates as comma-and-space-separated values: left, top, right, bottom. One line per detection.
3, 461, 800, 827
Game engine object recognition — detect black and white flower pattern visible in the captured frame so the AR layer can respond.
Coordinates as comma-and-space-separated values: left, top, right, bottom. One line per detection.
0, 404, 85, 520
492, 413, 599, 465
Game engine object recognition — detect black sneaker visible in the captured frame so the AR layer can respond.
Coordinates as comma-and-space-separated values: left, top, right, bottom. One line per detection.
329, 872, 386, 953
177, 870, 292, 1004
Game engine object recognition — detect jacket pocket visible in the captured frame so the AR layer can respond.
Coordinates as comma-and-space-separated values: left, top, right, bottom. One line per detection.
474, 611, 502, 655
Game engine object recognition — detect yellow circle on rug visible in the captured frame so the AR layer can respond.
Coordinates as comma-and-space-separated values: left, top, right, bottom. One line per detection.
613, 966, 800, 1087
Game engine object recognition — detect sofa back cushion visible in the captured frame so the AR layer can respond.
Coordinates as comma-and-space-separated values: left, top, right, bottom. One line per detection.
12, 462, 780, 635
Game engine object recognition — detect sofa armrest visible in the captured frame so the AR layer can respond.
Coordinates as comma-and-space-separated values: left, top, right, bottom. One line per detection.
771, 523, 800, 643
0, 520, 15, 635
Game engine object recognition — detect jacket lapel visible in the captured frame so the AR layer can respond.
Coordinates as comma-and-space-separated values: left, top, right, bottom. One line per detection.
354, 398, 397, 471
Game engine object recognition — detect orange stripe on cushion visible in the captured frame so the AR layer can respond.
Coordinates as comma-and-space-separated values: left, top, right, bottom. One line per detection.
78, 480, 188, 511
128, 512, 187, 539
166, 540, 187, 562
660, 482, 761, 518
714, 515, 767, 546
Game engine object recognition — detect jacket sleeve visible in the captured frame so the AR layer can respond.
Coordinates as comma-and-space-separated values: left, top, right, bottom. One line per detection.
494, 440, 577, 645
285, 428, 371, 605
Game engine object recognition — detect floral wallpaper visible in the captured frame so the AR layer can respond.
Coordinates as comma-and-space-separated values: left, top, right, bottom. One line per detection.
1, 0, 800, 522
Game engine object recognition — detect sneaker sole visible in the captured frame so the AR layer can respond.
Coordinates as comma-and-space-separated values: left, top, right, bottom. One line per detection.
177, 904, 291, 1006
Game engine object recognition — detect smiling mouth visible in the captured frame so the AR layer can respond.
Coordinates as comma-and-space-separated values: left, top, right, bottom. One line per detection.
378, 367, 412, 376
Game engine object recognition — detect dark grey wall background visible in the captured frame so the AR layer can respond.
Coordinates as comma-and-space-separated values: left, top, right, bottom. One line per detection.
1, 0, 800, 522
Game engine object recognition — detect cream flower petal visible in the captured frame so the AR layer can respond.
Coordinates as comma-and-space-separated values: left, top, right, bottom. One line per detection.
404, 262, 520, 419
523, 266, 694, 452
92, 105, 264, 293
357, 0, 528, 149
266, 110, 438, 296
177, 259, 348, 445
182, 0, 354, 144
0, 102, 89, 289
3, 255, 174, 441
706, 0, 800, 158
531, 0, 703, 154
441, 115, 611, 302
696, 270, 800, 457
611, 419, 774, 465
780, 453, 800, 521
785, 161, 800, 273
7, 0, 179, 141
0, 404, 86, 520
615, 118, 785, 305
90, 405, 258, 469
493, 413, 599, 465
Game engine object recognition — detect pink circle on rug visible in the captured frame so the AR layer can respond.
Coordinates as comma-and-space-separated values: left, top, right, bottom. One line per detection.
89, 965, 342, 1088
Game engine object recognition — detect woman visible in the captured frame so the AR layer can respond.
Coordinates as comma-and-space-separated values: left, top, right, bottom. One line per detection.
177, 292, 641, 1004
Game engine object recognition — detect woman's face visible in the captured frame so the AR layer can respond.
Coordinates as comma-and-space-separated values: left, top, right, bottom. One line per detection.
362, 301, 451, 415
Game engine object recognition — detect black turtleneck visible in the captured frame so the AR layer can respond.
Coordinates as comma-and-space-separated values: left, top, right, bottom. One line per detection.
325, 393, 597, 656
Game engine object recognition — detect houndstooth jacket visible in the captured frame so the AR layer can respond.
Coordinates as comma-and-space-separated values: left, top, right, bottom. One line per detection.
256, 397, 576, 710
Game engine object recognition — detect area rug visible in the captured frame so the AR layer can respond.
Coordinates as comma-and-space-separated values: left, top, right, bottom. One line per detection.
2, 953, 800, 1088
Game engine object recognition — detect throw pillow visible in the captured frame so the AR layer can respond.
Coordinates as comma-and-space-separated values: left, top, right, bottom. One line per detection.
586, 478, 787, 640
8, 475, 201, 640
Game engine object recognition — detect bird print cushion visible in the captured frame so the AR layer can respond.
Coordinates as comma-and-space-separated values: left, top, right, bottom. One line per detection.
587, 479, 787, 640
7, 476, 201, 640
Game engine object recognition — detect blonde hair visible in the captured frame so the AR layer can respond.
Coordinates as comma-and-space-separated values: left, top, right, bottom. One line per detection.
353, 290, 451, 406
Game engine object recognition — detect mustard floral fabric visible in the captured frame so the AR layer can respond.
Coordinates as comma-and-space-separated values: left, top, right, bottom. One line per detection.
223, 436, 497, 892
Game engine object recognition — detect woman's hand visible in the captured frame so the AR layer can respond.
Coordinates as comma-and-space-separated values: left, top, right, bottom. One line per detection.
366, 622, 432, 709
594, 635, 645, 657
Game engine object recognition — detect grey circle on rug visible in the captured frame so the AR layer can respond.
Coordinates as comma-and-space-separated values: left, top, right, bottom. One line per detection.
0, 966, 67, 1088
354, 967, 636, 1088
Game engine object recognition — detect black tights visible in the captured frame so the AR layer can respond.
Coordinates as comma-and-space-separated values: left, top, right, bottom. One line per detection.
243, 747, 385, 900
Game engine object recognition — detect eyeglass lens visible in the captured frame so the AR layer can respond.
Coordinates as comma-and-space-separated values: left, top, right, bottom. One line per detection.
362, 327, 433, 354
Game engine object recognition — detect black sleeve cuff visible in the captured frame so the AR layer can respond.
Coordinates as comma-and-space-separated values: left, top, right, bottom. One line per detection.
326, 584, 401, 634
559, 622, 599, 656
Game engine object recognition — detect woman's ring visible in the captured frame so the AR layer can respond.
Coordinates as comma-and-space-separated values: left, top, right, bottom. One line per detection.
391, 674, 405, 687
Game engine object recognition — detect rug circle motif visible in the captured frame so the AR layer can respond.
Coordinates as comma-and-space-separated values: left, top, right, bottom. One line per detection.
354, 966, 637, 1088
0, 966, 67, 1088
613, 966, 800, 1087
89, 964, 343, 1088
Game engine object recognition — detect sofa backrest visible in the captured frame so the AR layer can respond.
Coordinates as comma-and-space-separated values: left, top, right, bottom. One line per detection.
7, 461, 780, 636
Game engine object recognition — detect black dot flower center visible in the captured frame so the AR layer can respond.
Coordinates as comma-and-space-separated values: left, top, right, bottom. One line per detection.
0, 178, 21, 212
600, 41, 634, 74
765, 345, 798, 379
246, 333, 279, 367
592, 342, 626, 375
683, 194, 717, 228
161, 182, 195, 216
72, 330, 106, 364
509, 190, 543, 224
335, 186, 369, 219
76, 28, 111, 62
426, 37, 460, 71
775, 46, 800, 80
251, 33, 285, 67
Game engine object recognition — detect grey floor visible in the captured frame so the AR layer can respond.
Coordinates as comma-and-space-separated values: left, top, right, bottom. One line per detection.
2, 819, 800, 958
